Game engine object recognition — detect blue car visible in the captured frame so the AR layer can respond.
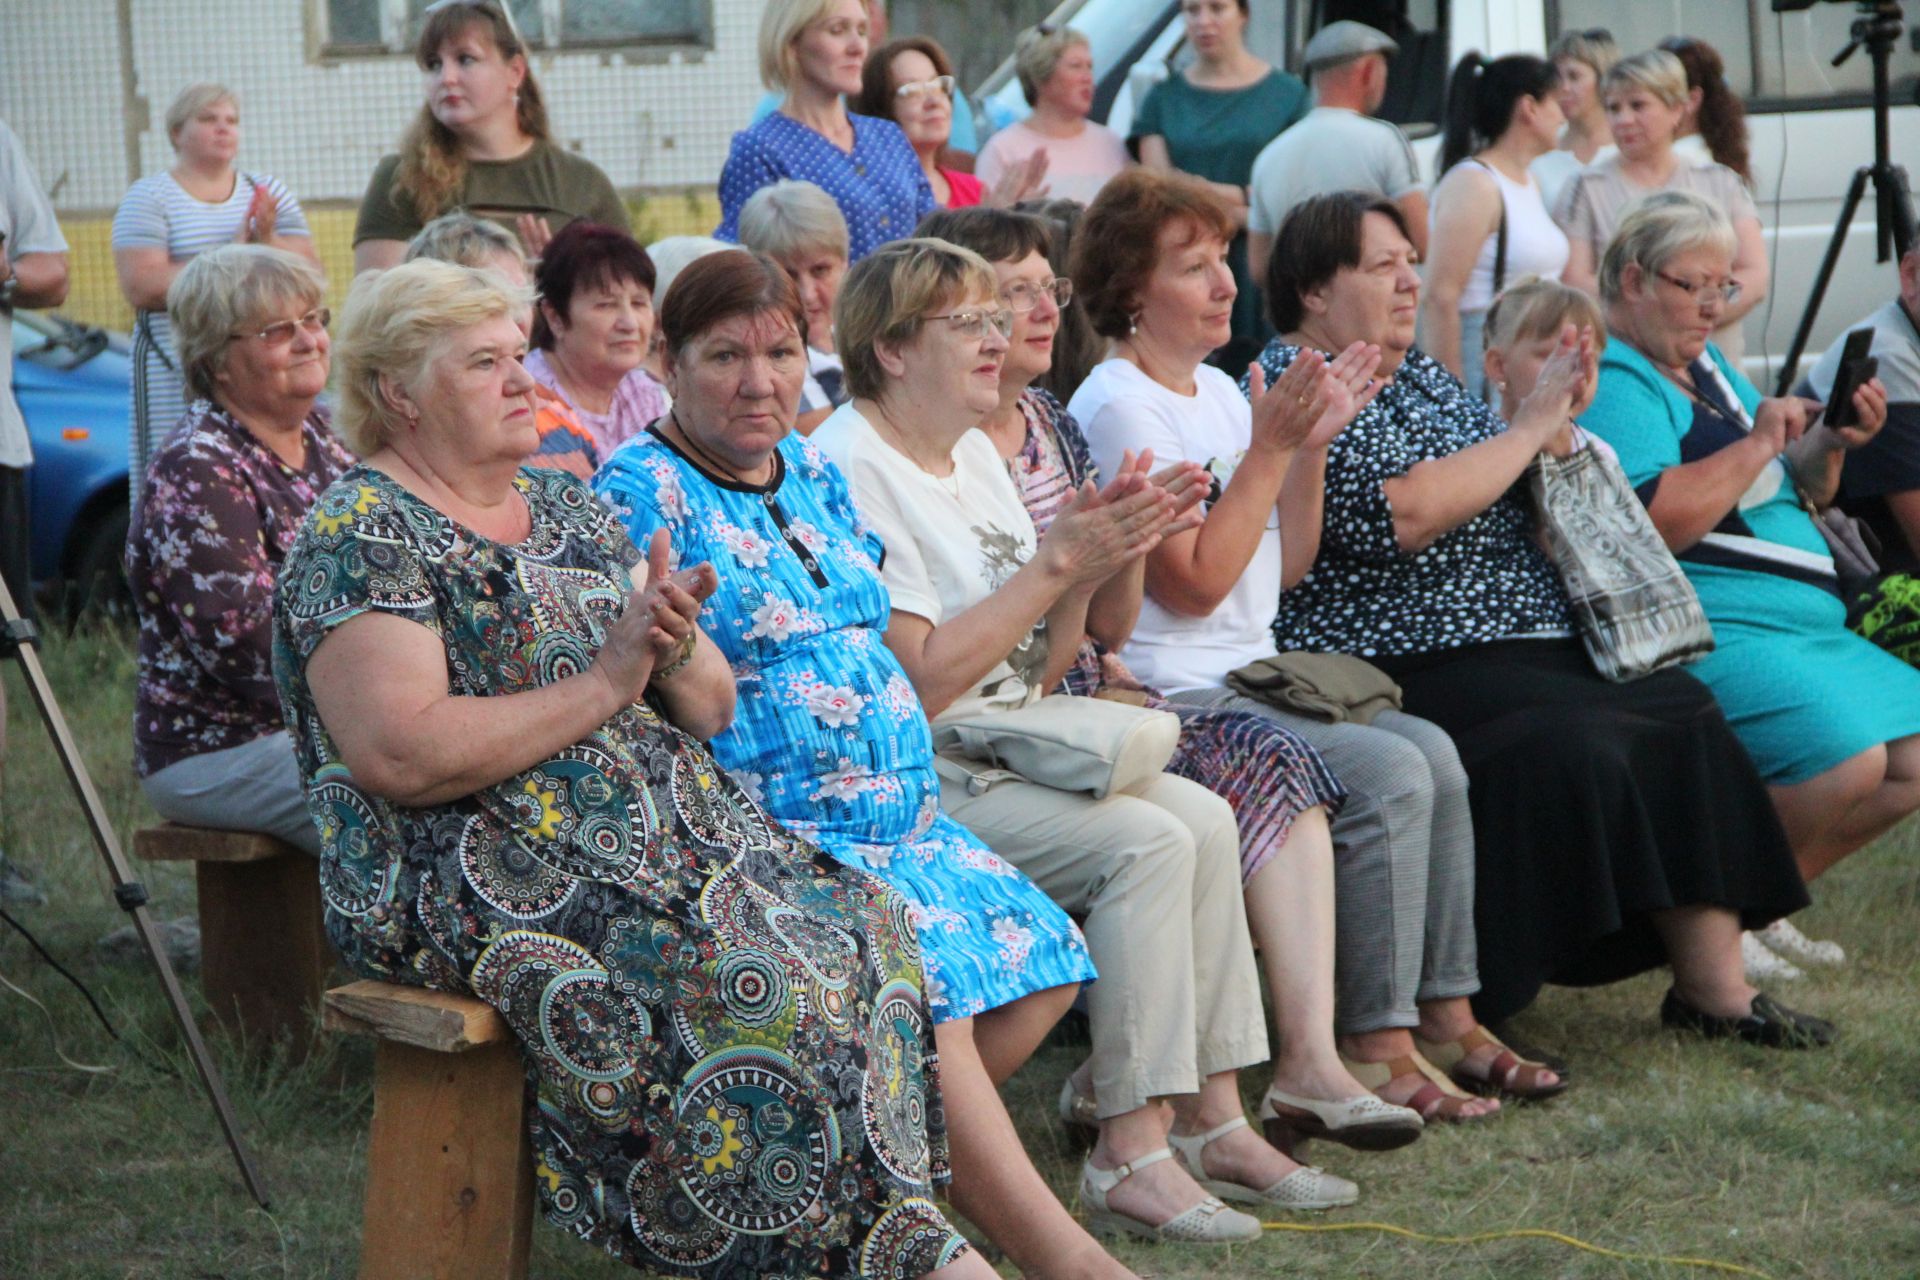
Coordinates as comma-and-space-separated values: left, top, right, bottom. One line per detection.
10, 310, 131, 610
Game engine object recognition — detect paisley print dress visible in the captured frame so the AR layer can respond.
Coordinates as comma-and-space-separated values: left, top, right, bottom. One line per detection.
594, 430, 1095, 1022
272, 464, 966, 1277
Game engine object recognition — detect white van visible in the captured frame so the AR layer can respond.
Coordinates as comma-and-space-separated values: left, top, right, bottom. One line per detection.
972, 0, 1919, 387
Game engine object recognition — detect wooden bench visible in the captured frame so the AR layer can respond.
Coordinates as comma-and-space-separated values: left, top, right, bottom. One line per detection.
134, 823, 331, 1054
325, 980, 535, 1280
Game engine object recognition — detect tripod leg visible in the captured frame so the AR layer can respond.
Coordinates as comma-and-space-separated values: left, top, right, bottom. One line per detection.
0, 581, 271, 1208
1775, 165, 1873, 399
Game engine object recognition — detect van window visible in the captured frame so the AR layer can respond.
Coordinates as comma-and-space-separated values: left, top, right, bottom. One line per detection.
1304, 0, 1450, 134
1546, 2, 1920, 111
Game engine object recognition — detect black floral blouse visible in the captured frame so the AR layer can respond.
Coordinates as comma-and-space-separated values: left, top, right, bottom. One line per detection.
1251, 344, 1573, 658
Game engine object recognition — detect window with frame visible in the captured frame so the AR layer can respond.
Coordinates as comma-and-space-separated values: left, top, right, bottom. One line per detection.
320, 0, 710, 55
1546, 1, 1920, 111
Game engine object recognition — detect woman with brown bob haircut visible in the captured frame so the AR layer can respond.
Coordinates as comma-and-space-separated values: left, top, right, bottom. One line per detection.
1073, 171, 1530, 1137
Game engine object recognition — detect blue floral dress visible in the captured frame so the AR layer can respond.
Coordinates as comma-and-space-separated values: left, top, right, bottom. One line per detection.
596, 430, 1096, 1022
274, 465, 966, 1277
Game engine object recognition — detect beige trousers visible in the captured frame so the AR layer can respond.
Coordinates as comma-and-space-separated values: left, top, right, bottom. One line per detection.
937, 768, 1268, 1118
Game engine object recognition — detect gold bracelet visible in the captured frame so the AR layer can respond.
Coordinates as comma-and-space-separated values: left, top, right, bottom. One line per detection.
654, 630, 698, 680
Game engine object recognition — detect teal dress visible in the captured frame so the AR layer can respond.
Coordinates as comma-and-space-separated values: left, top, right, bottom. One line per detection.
1131, 67, 1309, 366
1583, 341, 1920, 783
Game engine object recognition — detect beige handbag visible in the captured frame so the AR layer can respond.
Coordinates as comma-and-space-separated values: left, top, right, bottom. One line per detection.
931, 694, 1181, 799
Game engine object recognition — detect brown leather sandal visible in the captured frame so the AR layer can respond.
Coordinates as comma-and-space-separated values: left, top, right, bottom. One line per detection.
1341, 1051, 1501, 1124
1415, 1026, 1571, 1101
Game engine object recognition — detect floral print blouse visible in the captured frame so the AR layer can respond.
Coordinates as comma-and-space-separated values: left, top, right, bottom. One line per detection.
128, 400, 353, 776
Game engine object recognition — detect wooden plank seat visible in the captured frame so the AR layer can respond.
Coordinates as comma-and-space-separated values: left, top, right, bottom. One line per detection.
325, 980, 534, 1280
133, 822, 330, 1054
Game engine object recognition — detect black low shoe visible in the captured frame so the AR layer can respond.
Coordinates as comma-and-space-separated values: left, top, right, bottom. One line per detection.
1660, 988, 1837, 1049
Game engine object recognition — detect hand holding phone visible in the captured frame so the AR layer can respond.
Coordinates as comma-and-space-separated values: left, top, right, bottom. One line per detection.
1824, 327, 1878, 430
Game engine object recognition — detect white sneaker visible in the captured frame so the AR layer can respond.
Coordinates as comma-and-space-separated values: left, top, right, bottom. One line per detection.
1757, 918, 1847, 968
1741, 930, 1805, 983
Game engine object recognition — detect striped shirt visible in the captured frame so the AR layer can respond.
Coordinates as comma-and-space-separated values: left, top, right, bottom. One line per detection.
111, 171, 311, 495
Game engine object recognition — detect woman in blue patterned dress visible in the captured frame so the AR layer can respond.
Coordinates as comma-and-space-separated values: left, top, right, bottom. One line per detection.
274, 259, 991, 1279
1582, 192, 1920, 887
595, 250, 1141, 1280
716, 0, 935, 262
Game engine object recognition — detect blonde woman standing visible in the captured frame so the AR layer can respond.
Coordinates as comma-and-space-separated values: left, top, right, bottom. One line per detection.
1530, 27, 1618, 211
113, 83, 319, 498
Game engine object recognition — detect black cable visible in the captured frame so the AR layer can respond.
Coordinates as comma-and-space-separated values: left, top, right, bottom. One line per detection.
0, 902, 123, 1043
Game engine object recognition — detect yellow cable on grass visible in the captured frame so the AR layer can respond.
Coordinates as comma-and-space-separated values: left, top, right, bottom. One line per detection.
1260, 1220, 1775, 1279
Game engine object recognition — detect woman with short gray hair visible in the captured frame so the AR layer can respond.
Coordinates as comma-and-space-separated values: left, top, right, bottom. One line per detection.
739, 179, 853, 424
114, 83, 320, 501
127, 244, 350, 854
1584, 191, 1920, 939
977, 25, 1130, 206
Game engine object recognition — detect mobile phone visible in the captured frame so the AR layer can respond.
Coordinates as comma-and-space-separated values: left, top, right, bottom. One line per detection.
1824, 327, 1877, 429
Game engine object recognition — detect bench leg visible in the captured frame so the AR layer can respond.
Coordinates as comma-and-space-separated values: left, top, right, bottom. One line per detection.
195, 854, 331, 1055
358, 1038, 535, 1280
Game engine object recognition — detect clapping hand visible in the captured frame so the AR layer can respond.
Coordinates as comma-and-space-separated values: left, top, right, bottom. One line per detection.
1248, 341, 1384, 456
595, 529, 716, 702
987, 148, 1050, 207
517, 214, 555, 261
1513, 325, 1594, 451
1038, 450, 1187, 585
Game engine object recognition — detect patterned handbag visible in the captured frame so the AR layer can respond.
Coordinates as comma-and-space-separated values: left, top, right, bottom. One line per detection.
1528, 429, 1716, 681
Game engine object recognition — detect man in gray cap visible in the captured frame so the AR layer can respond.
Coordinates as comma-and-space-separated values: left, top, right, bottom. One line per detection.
1246, 21, 1428, 286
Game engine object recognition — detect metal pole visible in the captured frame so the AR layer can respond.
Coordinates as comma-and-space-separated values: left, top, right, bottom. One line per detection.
0, 581, 271, 1209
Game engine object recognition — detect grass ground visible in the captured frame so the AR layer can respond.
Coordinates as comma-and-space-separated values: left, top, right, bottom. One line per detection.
0, 622, 1915, 1279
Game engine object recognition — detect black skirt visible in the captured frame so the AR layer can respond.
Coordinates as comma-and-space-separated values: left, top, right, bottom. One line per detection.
1370, 638, 1809, 1024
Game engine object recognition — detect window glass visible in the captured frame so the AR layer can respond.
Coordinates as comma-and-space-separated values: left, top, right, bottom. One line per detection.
405, 0, 546, 44
326, 0, 385, 46
562, 0, 704, 43
324, 0, 709, 53
1550, 0, 1753, 96
1752, 3, 1920, 105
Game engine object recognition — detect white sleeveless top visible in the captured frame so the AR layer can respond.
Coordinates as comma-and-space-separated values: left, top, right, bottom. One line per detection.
1456, 160, 1569, 313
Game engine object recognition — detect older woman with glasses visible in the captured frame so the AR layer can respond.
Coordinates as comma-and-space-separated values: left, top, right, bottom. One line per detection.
127, 245, 351, 853
1582, 192, 1920, 908
855, 38, 985, 209
718, 0, 933, 261
816, 237, 1344, 1246
276, 258, 990, 1279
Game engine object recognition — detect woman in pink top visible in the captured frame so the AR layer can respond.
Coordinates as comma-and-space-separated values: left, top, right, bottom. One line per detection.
522, 220, 670, 459
978, 25, 1131, 207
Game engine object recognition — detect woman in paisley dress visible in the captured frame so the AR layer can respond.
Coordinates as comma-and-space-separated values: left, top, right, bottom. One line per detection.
271, 259, 988, 1278
815, 237, 1332, 1246
596, 249, 1144, 1280
1253, 190, 1828, 1050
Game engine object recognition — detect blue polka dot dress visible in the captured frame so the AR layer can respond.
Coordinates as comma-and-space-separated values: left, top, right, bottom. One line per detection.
716, 112, 936, 261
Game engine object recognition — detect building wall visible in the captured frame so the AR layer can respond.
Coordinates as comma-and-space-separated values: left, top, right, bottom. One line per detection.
1, 0, 758, 328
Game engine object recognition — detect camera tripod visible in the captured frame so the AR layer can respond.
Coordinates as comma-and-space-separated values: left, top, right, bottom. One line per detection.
0, 576, 269, 1207
1773, 0, 1917, 396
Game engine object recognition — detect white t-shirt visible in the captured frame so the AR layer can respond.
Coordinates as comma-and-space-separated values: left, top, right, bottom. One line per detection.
1068, 359, 1282, 692
812, 403, 1049, 724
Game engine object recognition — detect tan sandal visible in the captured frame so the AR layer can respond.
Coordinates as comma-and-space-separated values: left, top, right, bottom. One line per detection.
1079, 1150, 1264, 1243
1414, 1026, 1570, 1101
1340, 1051, 1500, 1124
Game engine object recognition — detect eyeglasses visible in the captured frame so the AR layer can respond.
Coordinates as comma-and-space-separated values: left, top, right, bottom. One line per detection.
1001, 277, 1073, 313
230, 307, 330, 344
926, 308, 1014, 340
895, 75, 956, 103
1654, 270, 1741, 307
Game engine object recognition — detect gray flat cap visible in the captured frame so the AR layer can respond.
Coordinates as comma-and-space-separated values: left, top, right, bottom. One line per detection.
1302, 20, 1398, 70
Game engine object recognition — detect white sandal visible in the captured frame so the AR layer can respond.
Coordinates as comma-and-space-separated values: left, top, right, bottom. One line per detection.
1258, 1085, 1423, 1151
1742, 930, 1806, 983
1757, 918, 1846, 968
1168, 1115, 1358, 1210
1079, 1149, 1264, 1243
